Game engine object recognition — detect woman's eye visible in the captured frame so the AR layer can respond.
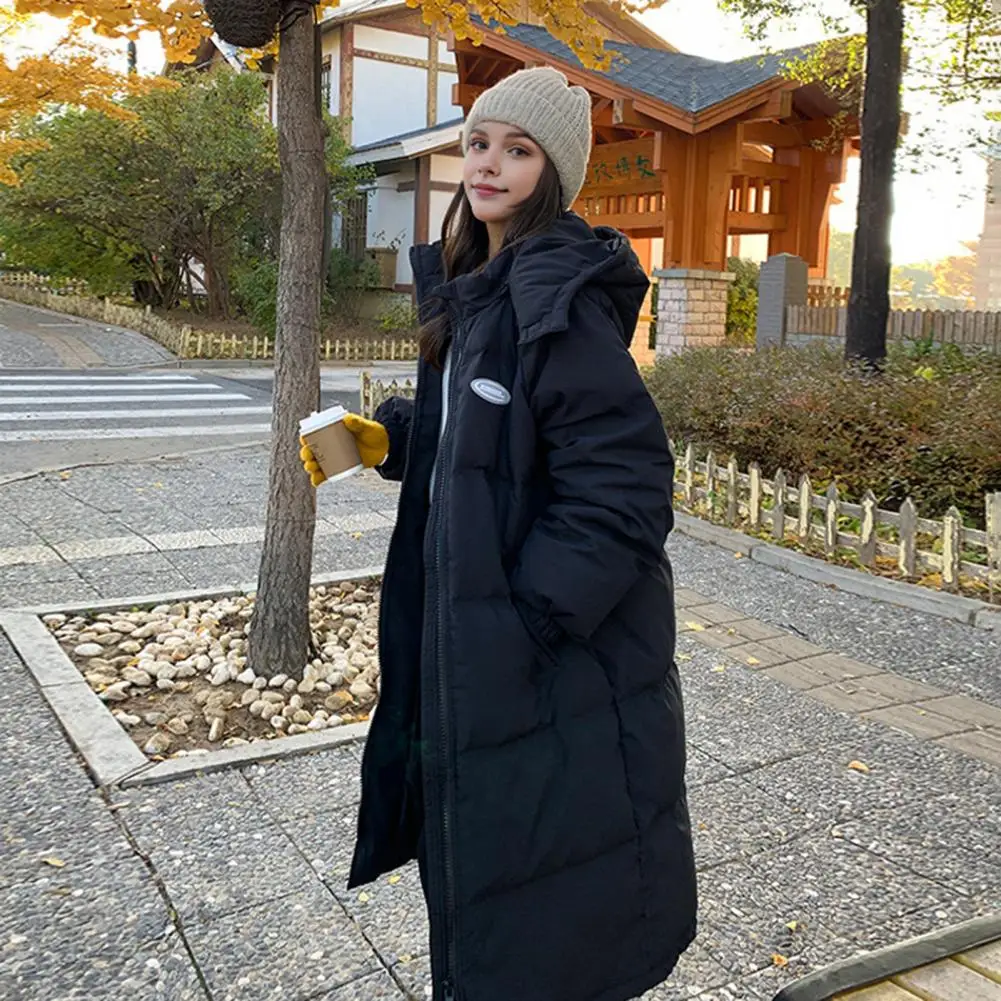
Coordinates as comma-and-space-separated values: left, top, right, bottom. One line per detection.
509, 146, 529, 157
471, 139, 487, 150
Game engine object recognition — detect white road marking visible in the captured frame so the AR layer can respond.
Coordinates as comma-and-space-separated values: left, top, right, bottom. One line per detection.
0, 424, 272, 442
0, 405, 273, 422
0, 382, 223, 393
0, 374, 196, 382
0, 392, 250, 404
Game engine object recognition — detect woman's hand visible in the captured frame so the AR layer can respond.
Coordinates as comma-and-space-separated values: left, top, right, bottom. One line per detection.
299, 413, 390, 488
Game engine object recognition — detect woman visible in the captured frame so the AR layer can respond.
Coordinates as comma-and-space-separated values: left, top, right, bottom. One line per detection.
303, 66, 696, 1001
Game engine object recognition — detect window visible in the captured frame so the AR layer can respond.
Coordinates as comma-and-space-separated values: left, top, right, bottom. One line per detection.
341, 192, 368, 261
320, 57, 332, 113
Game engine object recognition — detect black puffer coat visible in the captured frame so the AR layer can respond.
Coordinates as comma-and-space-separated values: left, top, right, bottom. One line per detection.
349, 213, 696, 1001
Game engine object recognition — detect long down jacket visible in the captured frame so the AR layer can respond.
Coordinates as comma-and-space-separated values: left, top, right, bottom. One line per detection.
348, 213, 696, 1001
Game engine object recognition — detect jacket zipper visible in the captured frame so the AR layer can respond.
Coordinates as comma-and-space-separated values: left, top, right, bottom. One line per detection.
431, 329, 462, 1001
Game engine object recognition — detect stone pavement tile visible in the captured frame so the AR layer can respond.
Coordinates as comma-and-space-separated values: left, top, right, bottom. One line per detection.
918, 694, 1001, 730
282, 806, 359, 888
675, 587, 712, 608
71, 550, 178, 580
188, 883, 382, 1001
313, 970, 411, 1000
687, 627, 747, 652
759, 635, 828, 661
697, 859, 845, 979
761, 661, 834, 691
685, 746, 735, 788
0, 579, 102, 608
937, 727, 1001, 768
725, 618, 788, 644
678, 613, 713, 634
640, 941, 733, 999
0, 559, 86, 586
116, 770, 261, 851
0, 517, 47, 549
392, 954, 430, 1000
36, 516, 136, 549
689, 777, 812, 871
723, 641, 791, 669
807, 673, 947, 715
833, 796, 1001, 900
88, 570, 194, 600
313, 532, 394, 576
117, 506, 208, 536
692, 603, 748, 626
245, 745, 362, 822
1, 928, 208, 1001
148, 822, 320, 923
862, 703, 975, 739
747, 835, 951, 941
190, 503, 268, 529
0, 850, 172, 988
163, 546, 261, 579
795, 654, 883, 683
335, 863, 429, 965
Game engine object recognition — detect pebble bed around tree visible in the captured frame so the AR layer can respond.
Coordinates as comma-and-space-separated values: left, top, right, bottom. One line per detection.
43, 578, 381, 760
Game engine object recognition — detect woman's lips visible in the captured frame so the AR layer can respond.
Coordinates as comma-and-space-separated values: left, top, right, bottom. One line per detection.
471, 184, 504, 196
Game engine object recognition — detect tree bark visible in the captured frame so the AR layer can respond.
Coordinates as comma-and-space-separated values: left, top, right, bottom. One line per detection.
844, 0, 903, 367
247, 5, 323, 680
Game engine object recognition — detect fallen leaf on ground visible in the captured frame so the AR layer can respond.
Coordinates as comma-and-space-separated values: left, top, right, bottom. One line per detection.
358, 891, 370, 903
746, 656, 761, 666
388, 874, 402, 884
772, 954, 789, 968
847, 760, 870, 774
734, 552, 745, 559
786, 920, 799, 932
712, 664, 727, 673
59, 471, 71, 480
684, 621, 706, 632
41, 857, 66, 868
351, 532, 363, 540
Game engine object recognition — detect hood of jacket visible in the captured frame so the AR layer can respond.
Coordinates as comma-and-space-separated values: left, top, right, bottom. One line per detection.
410, 212, 649, 348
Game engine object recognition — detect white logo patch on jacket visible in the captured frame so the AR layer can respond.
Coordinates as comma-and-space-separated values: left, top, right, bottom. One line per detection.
470, 378, 511, 406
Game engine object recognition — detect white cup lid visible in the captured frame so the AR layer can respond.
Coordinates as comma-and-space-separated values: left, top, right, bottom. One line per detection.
299, 405, 348, 436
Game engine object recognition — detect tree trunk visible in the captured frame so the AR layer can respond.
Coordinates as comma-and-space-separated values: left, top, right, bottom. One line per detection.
247, 6, 324, 680
844, 0, 903, 367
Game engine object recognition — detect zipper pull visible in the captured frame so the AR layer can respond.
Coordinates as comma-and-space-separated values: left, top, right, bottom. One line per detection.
442, 980, 456, 1001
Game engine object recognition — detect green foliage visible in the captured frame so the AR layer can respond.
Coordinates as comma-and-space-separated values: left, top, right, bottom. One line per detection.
375, 297, 420, 333
725, 257, 759, 346
324, 247, 379, 327
644, 345, 1001, 527
231, 257, 279, 334
826, 229, 854, 287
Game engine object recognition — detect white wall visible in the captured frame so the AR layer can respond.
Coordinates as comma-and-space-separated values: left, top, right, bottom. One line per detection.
322, 27, 341, 115
366, 169, 415, 286
431, 154, 463, 184
352, 59, 426, 146
437, 69, 458, 123
355, 24, 427, 58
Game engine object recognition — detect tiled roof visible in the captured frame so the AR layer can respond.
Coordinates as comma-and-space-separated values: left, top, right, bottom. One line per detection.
352, 118, 463, 154
503, 23, 809, 113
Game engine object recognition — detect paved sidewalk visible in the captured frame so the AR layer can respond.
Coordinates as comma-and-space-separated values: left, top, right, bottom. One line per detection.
2, 442, 1000, 1001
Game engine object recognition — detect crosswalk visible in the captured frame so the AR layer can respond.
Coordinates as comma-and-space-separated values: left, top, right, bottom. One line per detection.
0, 372, 273, 442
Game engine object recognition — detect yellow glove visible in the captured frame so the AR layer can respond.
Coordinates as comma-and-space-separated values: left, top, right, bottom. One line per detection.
298, 413, 389, 489
342, 413, 390, 468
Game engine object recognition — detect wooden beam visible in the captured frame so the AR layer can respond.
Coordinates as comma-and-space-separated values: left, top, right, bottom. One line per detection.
740, 121, 802, 147
452, 82, 487, 109
728, 211, 787, 233
339, 23, 354, 136
353, 47, 457, 72
739, 159, 796, 179
738, 89, 794, 123
427, 30, 439, 127
612, 98, 667, 132
414, 156, 431, 247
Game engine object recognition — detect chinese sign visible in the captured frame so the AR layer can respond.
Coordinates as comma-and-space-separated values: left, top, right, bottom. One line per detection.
582, 139, 660, 191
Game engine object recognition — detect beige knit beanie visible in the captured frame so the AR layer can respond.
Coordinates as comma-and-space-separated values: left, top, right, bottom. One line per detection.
461, 66, 593, 210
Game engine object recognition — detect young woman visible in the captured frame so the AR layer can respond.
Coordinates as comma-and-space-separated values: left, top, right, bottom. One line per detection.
303, 67, 696, 1001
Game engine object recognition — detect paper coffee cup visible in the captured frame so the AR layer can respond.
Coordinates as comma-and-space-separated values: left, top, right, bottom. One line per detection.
299, 405, 364, 483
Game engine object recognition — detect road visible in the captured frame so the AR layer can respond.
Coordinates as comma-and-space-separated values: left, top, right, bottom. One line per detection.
0, 296, 416, 477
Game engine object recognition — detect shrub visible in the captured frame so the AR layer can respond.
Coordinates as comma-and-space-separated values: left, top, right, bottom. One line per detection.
725, 257, 758, 346
644, 344, 1001, 527
231, 258, 279, 334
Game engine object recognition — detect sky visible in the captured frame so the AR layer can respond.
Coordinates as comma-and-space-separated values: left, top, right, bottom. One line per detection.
3, 0, 992, 265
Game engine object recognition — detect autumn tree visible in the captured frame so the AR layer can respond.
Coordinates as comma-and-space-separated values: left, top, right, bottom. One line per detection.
23, 0, 666, 681
932, 240, 977, 304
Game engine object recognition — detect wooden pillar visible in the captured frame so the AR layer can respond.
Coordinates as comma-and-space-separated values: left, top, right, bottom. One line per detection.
415, 155, 431, 247
427, 30, 439, 127
339, 24, 354, 142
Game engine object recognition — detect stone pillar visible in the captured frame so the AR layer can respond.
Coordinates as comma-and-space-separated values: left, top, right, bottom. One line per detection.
652, 268, 735, 357
756, 253, 808, 349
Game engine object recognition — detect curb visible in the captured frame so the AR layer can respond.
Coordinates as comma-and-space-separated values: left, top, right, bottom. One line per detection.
773, 912, 1001, 1001
1, 567, 384, 789
672, 512, 998, 630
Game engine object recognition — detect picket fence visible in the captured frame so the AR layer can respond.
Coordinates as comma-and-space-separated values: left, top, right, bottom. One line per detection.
807, 285, 850, 308
360, 371, 416, 419
0, 278, 419, 362
0, 270, 88, 296
675, 443, 1001, 595
785, 303, 1001, 353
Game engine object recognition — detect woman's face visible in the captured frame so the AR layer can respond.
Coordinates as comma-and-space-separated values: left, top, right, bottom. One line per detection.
463, 120, 546, 227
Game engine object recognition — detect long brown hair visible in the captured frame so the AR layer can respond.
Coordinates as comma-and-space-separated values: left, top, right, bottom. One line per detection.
419, 158, 563, 366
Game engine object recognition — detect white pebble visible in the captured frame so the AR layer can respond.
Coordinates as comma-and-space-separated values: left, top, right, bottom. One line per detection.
235, 668, 256, 685
207, 717, 225, 742
156, 678, 176, 692
74, 643, 104, 658
270, 715, 287, 731
208, 663, 230, 687
268, 673, 288, 688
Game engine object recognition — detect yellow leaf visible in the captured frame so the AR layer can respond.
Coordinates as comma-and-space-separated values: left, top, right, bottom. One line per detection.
684, 621, 706, 632
677, 653, 692, 662
712, 664, 727, 673
847, 760, 870, 774
388, 874, 401, 884
772, 953, 789, 968
41, 856, 66, 868
358, 891, 370, 903
746, 656, 761, 666
351, 532, 363, 540
786, 920, 799, 932
59, 471, 71, 480
734, 551, 745, 559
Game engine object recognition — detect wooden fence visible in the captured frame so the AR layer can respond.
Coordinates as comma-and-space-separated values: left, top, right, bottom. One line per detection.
806, 285, 850, 308
360, 371, 417, 419
179, 329, 419, 362
785, 304, 1001, 353
0, 279, 419, 362
675, 443, 1001, 597
0, 270, 88, 296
